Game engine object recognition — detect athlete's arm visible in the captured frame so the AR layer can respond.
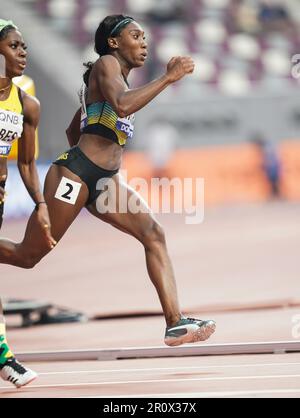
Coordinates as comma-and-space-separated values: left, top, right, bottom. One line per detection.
0, 174, 6, 203
17, 94, 44, 203
0, 187, 4, 202
95, 55, 195, 117
66, 108, 81, 147
0, 184, 5, 204
17, 92, 56, 248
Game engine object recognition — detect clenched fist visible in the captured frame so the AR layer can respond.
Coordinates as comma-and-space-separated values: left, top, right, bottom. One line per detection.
165, 56, 195, 83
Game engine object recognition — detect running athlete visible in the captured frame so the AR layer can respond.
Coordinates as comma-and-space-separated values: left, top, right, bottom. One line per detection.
0, 19, 55, 388
0, 15, 216, 350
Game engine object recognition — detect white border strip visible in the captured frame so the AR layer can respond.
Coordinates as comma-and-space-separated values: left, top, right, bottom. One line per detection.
37, 361, 300, 376
15, 341, 300, 363
76, 388, 300, 398
1, 373, 300, 390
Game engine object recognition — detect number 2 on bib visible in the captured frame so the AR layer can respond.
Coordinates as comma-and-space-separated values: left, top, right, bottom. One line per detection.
55, 176, 82, 205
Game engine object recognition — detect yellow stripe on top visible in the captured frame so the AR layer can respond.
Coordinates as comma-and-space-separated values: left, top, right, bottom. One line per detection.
83, 101, 134, 147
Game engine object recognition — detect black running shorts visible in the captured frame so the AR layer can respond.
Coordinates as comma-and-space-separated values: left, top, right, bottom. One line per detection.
53, 146, 119, 205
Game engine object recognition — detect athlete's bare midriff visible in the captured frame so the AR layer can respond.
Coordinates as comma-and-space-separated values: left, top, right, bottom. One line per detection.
78, 132, 123, 171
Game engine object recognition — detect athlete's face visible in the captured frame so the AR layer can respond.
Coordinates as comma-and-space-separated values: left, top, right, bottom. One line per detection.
0, 30, 27, 79
114, 22, 148, 68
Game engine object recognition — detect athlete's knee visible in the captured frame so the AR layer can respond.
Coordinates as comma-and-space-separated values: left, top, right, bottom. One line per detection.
141, 220, 166, 248
17, 255, 38, 269
15, 247, 42, 269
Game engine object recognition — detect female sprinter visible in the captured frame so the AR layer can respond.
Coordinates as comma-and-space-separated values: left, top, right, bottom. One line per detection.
0, 15, 216, 353
0, 19, 55, 388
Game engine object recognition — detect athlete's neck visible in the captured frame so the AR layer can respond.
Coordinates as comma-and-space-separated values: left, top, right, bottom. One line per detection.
110, 52, 131, 79
0, 77, 12, 91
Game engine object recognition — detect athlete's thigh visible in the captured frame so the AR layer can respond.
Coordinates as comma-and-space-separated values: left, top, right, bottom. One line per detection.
87, 173, 158, 241
21, 165, 89, 257
43, 165, 89, 240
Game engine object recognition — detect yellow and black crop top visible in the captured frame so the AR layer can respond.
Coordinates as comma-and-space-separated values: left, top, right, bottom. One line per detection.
0, 83, 23, 158
79, 84, 135, 147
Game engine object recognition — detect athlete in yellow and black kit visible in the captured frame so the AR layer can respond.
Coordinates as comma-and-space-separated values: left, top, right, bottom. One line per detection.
0, 83, 24, 225
0, 19, 55, 388
0, 15, 216, 349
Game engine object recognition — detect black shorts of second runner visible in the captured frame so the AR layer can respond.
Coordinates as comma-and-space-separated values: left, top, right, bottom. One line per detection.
53, 146, 119, 205
0, 180, 5, 230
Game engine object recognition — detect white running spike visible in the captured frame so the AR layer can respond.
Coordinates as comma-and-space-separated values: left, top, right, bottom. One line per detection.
0, 359, 37, 388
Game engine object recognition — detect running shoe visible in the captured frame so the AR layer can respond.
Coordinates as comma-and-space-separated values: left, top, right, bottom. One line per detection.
0, 358, 37, 388
164, 317, 216, 347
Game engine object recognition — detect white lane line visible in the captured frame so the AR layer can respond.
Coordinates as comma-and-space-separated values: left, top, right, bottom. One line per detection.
75, 388, 300, 398
1, 373, 300, 389
36, 362, 300, 376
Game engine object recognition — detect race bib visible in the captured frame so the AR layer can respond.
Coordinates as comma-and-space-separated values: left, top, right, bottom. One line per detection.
116, 114, 135, 140
0, 109, 23, 156
55, 176, 82, 205
0, 145, 11, 156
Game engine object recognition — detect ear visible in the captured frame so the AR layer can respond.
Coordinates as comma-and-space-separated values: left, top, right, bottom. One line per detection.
107, 37, 119, 50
